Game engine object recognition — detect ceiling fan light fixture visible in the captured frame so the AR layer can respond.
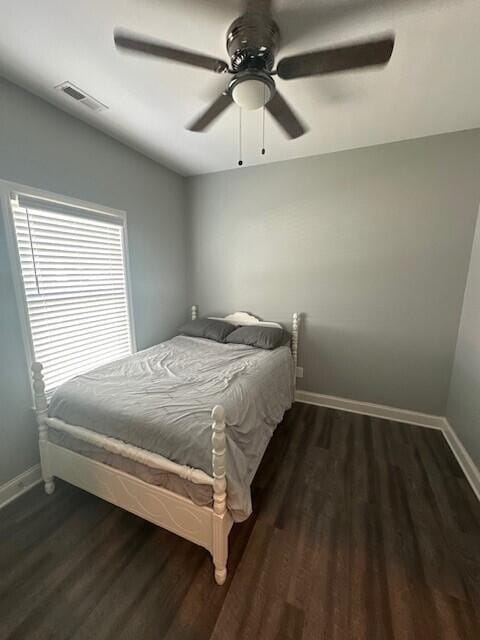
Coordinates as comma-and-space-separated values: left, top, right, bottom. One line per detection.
231, 76, 272, 110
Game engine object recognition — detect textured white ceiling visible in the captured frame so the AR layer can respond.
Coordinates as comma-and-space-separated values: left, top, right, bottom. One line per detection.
0, 0, 479, 175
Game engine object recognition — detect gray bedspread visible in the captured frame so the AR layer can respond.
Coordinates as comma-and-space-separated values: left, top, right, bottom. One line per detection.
48, 335, 294, 520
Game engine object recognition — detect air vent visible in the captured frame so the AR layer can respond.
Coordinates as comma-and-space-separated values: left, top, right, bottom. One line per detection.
55, 82, 108, 113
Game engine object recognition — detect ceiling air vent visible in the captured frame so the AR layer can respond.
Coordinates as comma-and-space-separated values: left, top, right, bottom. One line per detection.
55, 82, 108, 113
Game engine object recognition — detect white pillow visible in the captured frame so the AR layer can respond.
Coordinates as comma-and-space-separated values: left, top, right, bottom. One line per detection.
209, 311, 282, 329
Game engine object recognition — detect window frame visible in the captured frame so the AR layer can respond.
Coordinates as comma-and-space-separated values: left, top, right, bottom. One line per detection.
0, 179, 137, 399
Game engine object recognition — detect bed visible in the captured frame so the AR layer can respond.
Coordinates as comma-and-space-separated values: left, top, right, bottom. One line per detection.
31, 307, 301, 584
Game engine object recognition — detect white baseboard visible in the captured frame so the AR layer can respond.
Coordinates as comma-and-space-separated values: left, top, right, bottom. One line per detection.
295, 390, 480, 502
295, 390, 445, 430
0, 464, 42, 510
441, 418, 480, 502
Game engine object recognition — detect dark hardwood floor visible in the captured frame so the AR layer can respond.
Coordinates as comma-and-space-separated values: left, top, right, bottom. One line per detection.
1, 403, 480, 639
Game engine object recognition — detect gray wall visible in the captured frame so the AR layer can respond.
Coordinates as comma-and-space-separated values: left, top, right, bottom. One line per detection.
0, 77, 188, 484
446, 209, 480, 467
188, 130, 480, 415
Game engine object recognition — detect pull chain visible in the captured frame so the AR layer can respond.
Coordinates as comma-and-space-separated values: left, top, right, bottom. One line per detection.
261, 85, 266, 155
238, 107, 243, 166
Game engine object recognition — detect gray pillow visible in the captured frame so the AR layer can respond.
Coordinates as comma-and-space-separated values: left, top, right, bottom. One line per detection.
226, 325, 291, 350
178, 318, 236, 343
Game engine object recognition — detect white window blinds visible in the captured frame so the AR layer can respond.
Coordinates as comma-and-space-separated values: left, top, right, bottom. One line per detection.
11, 193, 133, 395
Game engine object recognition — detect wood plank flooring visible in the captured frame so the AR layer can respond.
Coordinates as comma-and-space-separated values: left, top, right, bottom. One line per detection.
1, 403, 479, 639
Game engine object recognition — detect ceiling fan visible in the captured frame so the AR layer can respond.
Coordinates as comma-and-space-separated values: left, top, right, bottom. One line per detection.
114, 0, 394, 140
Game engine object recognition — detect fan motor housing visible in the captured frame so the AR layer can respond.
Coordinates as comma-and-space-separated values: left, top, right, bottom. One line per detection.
226, 15, 280, 72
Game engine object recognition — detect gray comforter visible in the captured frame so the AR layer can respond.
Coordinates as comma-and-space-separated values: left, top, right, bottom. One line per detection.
48, 335, 294, 520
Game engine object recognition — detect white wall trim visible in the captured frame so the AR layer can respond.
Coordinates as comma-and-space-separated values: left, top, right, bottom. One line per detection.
441, 418, 480, 502
0, 464, 42, 510
295, 390, 480, 502
295, 390, 445, 429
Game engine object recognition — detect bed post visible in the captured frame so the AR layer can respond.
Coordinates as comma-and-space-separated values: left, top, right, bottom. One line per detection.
191, 305, 198, 321
292, 312, 300, 380
31, 362, 55, 495
211, 405, 228, 585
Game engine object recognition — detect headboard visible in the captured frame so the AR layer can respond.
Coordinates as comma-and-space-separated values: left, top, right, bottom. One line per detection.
190, 305, 301, 373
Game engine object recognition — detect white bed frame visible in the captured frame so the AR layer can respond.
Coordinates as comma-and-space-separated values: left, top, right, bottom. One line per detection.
31, 307, 301, 585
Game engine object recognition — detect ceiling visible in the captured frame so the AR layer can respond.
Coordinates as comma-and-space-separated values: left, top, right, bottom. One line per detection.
0, 0, 479, 176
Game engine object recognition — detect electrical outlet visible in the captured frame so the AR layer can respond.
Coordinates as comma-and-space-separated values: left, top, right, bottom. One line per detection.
296, 366, 303, 378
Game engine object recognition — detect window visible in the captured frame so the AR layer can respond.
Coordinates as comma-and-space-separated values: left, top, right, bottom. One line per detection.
8, 190, 134, 395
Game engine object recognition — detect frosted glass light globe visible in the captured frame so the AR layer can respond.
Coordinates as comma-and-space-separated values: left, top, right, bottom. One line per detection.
232, 78, 271, 110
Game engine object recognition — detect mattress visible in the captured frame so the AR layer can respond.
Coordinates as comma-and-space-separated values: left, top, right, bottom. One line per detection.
48, 427, 214, 508
48, 335, 294, 521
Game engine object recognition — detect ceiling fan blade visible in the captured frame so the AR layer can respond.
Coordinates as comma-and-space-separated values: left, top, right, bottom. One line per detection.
187, 92, 233, 132
114, 30, 229, 74
266, 91, 307, 139
277, 35, 394, 80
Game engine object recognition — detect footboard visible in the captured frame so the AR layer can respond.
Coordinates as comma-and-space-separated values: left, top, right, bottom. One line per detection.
47, 442, 219, 548
31, 363, 232, 584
